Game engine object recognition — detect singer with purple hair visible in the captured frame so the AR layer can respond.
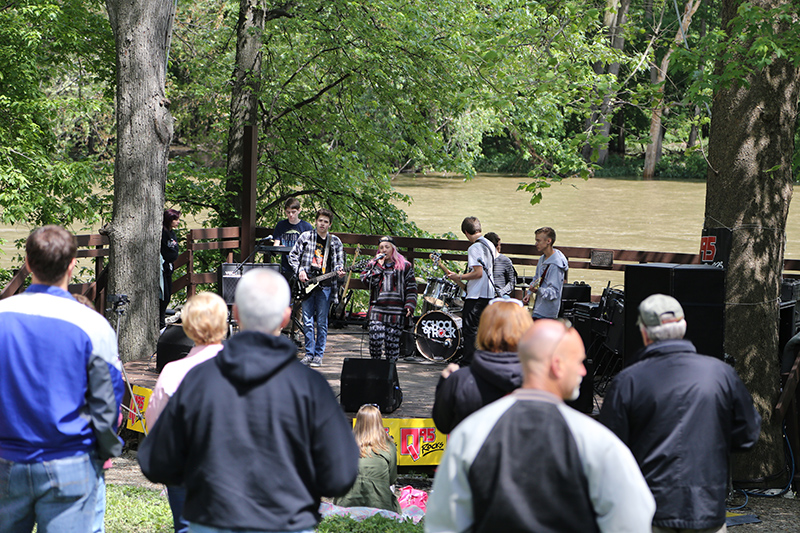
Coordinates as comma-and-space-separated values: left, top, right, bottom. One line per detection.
360, 236, 417, 362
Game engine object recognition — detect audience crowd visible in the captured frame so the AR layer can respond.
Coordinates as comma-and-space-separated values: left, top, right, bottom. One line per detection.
0, 225, 764, 533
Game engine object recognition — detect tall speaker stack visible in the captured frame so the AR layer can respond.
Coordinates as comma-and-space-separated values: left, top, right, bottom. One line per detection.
624, 263, 725, 363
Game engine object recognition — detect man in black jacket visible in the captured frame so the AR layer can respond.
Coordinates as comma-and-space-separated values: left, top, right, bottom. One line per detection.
138, 268, 359, 533
599, 294, 762, 533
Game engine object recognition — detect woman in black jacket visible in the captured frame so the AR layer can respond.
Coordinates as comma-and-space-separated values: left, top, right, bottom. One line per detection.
160, 208, 180, 328
432, 299, 532, 433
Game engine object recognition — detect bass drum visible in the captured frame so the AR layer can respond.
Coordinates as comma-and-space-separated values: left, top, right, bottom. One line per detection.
414, 310, 462, 362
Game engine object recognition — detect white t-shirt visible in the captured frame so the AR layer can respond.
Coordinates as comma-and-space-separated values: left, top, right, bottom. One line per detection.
465, 237, 496, 299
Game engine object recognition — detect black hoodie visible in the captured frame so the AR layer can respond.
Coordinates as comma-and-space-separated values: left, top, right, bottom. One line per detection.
432, 349, 522, 434
139, 331, 359, 531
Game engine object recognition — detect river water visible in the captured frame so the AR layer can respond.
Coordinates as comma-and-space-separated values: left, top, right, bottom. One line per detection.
391, 174, 800, 292
3, 175, 799, 293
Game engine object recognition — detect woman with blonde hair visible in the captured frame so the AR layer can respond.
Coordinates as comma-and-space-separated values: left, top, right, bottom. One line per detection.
146, 291, 228, 533
334, 405, 401, 513
432, 299, 533, 434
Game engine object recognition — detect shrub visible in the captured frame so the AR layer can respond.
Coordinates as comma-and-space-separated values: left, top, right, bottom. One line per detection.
316, 515, 424, 533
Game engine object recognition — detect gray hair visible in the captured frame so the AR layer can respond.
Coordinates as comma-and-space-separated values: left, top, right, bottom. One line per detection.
641, 319, 686, 342
234, 268, 290, 334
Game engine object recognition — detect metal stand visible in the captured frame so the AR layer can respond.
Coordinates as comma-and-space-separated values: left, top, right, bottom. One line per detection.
108, 294, 149, 436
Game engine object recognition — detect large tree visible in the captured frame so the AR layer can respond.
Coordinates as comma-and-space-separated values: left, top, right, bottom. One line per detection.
704, 0, 800, 481
105, 0, 176, 361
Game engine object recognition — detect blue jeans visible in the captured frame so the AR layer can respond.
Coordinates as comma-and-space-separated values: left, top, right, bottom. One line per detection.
93, 472, 105, 533
301, 285, 332, 359
189, 523, 313, 533
168, 485, 190, 533
0, 453, 101, 533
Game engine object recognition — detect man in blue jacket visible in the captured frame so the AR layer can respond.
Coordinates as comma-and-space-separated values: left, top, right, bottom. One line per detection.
0, 225, 124, 532
138, 268, 359, 533
600, 294, 762, 533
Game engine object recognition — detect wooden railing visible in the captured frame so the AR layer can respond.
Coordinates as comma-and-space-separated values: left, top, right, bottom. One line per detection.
5, 226, 800, 304
0, 234, 110, 311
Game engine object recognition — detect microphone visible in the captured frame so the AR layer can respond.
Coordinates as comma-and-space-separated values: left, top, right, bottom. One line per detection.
257, 235, 274, 244
376, 253, 386, 260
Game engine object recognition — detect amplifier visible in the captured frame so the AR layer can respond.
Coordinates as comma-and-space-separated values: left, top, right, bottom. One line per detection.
218, 263, 280, 305
559, 282, 592, 317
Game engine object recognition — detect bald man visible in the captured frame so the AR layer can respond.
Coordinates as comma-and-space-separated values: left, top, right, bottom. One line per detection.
426, 320, 655, 533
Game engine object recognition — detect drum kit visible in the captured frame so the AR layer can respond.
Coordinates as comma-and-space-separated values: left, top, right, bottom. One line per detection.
412, 276, 466, 362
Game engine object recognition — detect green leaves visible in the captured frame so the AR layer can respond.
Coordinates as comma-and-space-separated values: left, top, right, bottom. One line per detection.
0, 0, 115, 228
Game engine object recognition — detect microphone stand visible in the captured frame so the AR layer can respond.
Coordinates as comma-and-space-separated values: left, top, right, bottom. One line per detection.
233, 236, 273, 275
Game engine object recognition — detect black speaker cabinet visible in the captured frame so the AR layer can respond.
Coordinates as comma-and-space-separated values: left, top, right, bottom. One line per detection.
340, 358, 402, 414
565, 357, 594, 414
218, 263, 280, 305
157, 325, 194, 372
624, 263, 725, 363
559, 282, 592, 317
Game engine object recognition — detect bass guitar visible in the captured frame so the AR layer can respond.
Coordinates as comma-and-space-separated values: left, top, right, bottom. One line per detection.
293, 259, 369, 301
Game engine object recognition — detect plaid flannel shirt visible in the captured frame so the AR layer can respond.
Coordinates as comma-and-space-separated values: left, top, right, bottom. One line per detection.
288, 230, 345, 277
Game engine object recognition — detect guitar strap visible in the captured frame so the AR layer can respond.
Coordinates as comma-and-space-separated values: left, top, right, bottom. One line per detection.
321, 235, 331, 274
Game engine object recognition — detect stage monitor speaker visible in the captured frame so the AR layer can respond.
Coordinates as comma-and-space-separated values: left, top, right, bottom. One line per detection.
218, 263, 280, 305
157, 325, 194, 372
340, 358, 402, 414
624, 263, 725, 363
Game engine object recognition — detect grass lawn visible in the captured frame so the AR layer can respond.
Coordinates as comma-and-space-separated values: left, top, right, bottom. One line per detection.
104, 485, 424, 533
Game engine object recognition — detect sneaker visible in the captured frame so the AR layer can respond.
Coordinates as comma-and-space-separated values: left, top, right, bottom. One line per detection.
310, 357, 322, 368
300, 355, 312, 366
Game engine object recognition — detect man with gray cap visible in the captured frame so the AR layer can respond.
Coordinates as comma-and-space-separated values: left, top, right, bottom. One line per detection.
599, 294, 761, 533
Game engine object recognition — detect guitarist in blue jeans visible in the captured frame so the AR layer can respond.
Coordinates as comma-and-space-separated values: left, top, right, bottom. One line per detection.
288, 208, 346, 367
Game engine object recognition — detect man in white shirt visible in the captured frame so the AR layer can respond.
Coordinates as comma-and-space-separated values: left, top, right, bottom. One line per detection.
447, 216, 496, 365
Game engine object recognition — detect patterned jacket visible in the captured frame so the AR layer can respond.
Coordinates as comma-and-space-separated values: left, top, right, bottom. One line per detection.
361, 259, 417, 325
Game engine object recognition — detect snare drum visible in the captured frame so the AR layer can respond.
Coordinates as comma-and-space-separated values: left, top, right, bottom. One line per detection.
414, 310, 462, 362
423, 277, 459, 311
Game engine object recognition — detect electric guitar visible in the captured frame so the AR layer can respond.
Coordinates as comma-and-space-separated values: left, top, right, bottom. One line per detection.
293, 259, 369, 301
429, 252, 466, 290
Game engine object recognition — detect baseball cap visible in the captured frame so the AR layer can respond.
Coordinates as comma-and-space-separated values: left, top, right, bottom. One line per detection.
637, 294, 684, 327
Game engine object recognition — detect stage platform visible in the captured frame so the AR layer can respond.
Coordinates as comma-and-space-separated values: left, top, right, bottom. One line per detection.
122, 325, 443, 420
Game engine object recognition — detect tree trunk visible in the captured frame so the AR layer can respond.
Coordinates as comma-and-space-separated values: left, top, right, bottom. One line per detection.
642, 0, 700, 179
106, 0, 175, 362
686, 105, 700, 150
223, 0, 266, 228
581, 0, 631, 165
705, 0, 800, 483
